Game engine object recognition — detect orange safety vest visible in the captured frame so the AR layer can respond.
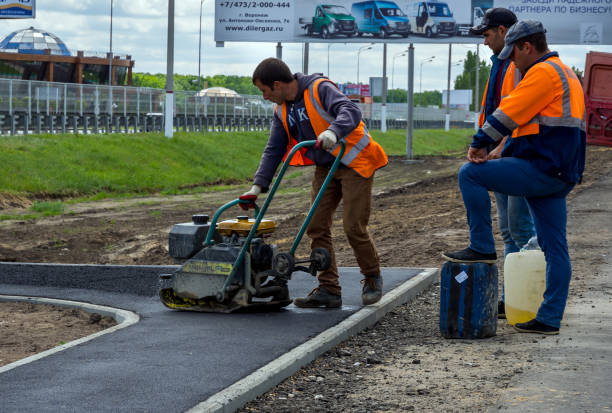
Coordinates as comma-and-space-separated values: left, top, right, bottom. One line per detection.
477, 54, 585, 183
275, 78, 388, 178
478, 60, 521, 128
486, 55, 585, 140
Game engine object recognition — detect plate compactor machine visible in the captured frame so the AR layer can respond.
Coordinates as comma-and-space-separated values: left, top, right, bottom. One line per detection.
159, 140, 345, 313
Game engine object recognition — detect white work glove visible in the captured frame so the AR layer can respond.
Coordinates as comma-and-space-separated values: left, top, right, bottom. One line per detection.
316, 129, 337, 151
239, 185, 261, 210
241, 184, 261, 198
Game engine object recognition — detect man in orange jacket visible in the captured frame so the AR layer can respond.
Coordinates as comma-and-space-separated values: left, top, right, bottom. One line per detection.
242, 58, 388, 308
443, 21, 586, 335
470, 8, 536, 319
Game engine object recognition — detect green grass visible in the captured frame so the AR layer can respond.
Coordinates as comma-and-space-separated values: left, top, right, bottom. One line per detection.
30, 201, 66, 216
0, 129, 471, 200
371, 128, 472, 156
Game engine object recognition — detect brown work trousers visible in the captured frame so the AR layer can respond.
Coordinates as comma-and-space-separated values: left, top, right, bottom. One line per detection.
306, 165, 381, 296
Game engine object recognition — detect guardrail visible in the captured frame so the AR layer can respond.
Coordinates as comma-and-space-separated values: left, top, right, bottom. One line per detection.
0, 78, 477, 135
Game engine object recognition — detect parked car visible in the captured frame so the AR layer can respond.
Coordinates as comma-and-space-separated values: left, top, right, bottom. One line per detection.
403, 0, 456, 37
351, 0, 411, 38
299, 4, 357, 39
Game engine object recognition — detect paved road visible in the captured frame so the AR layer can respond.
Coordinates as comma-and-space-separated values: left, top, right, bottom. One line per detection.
491, 170, 612, 412
0, 264, 428, 413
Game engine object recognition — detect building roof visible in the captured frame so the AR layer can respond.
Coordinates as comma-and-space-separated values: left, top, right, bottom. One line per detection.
0, 27, 70, 56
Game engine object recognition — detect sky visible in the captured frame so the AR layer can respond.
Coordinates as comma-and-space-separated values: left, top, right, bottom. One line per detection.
2, 0, 612, 92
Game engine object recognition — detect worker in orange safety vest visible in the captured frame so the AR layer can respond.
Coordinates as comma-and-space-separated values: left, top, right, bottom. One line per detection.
443, 21, 586, 335
242, 57, 388, 308
470, 7, 536, 320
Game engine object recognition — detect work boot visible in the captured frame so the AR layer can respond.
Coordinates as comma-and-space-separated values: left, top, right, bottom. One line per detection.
294, 287, 342, 309
361, 275, 383, 305
513, 319, 559, 335
498, 301, 506, 319
442, 247, 497, 264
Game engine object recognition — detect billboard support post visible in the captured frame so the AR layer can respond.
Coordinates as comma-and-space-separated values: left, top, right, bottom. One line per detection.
303, 43, 309, 74
276, 42, 282, 60
445, 43, 452, 132
165, 0, 175, 138
381, 43, 388, 133
406, 44, 416, 161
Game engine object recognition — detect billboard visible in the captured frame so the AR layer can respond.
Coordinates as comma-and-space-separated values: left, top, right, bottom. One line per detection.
215, 0, 612, 45
442, 89, 473, 109
0, 0, 35, 18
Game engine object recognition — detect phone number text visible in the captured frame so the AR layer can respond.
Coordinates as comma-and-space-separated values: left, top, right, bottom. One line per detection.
219, 2, 290, 8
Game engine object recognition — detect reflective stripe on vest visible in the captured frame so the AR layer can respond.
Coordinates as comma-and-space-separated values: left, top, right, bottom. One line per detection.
306, 80, 373, 166
303, 78, 387, 178
503, 56, 584, 139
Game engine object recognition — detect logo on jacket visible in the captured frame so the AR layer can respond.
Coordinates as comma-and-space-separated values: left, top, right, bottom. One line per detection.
287, 107, 310, 127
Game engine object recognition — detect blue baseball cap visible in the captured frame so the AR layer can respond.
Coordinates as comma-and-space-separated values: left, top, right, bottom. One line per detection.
498, 20, 547, 60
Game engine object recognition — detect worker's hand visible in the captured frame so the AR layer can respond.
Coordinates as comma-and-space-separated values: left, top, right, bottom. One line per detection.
316, 129, 337, 151
488, 136, 507, 160
467, 147, 488, 164
487, 144, 503, 160
238, 185, 261, 210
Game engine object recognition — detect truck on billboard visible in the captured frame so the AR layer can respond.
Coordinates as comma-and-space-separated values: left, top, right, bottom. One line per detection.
215, 0, 612, 44
299, 4, 358, 39
0, 0, 35, 18
403, 1, 456, 37
350, 1, 411, 38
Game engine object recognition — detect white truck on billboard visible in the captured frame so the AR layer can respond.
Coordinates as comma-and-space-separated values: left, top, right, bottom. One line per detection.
443, 0, 492, 36
403, 1, 456, 37
401, 0, 491, 37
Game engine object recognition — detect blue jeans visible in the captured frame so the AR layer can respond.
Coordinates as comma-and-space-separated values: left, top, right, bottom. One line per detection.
458, 158, 574, 328
494, 193, 535, 257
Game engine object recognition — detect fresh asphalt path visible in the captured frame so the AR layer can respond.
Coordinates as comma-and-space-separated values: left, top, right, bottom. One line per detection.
0, 264, 422, 412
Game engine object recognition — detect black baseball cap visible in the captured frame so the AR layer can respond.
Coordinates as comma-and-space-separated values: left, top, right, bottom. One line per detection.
470, 8, 518, 35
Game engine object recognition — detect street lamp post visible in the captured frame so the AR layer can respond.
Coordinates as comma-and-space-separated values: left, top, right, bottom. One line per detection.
108, 0, 114, 117
198, 0, 205, 90
357, 44, 373, 88
392, 50, 408, 90
109, 0, 113, 87
418, 55, 435, 106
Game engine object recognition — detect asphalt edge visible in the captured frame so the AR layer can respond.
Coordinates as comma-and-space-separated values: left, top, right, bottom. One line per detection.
0, 295, 140, 374
186, 267, 439, 413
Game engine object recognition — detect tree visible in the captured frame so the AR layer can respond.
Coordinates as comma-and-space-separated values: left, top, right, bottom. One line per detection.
453, 50, 491, 112
571, 66, 584, 83
132, 73, 260, 95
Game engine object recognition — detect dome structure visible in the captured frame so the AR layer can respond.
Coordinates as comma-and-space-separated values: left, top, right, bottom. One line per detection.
197, 87, 240, 97
0, 27, 70, 56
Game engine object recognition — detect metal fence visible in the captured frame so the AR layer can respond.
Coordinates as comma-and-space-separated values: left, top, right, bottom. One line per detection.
0, 77, 476, 135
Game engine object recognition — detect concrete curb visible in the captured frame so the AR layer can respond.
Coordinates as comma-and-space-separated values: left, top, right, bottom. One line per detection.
0, 295, 140, 374
186, 267, 439, 413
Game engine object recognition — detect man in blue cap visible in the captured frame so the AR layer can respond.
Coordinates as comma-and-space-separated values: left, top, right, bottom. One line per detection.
443, 21, 586, 335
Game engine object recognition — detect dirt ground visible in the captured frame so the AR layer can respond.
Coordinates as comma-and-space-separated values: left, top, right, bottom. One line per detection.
1, 145, 611, 411
0, 302, 115, 367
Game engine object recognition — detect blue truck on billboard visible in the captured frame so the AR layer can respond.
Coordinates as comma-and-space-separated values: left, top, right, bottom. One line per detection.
0, 0, 36, 18
351, 1, 411, 38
